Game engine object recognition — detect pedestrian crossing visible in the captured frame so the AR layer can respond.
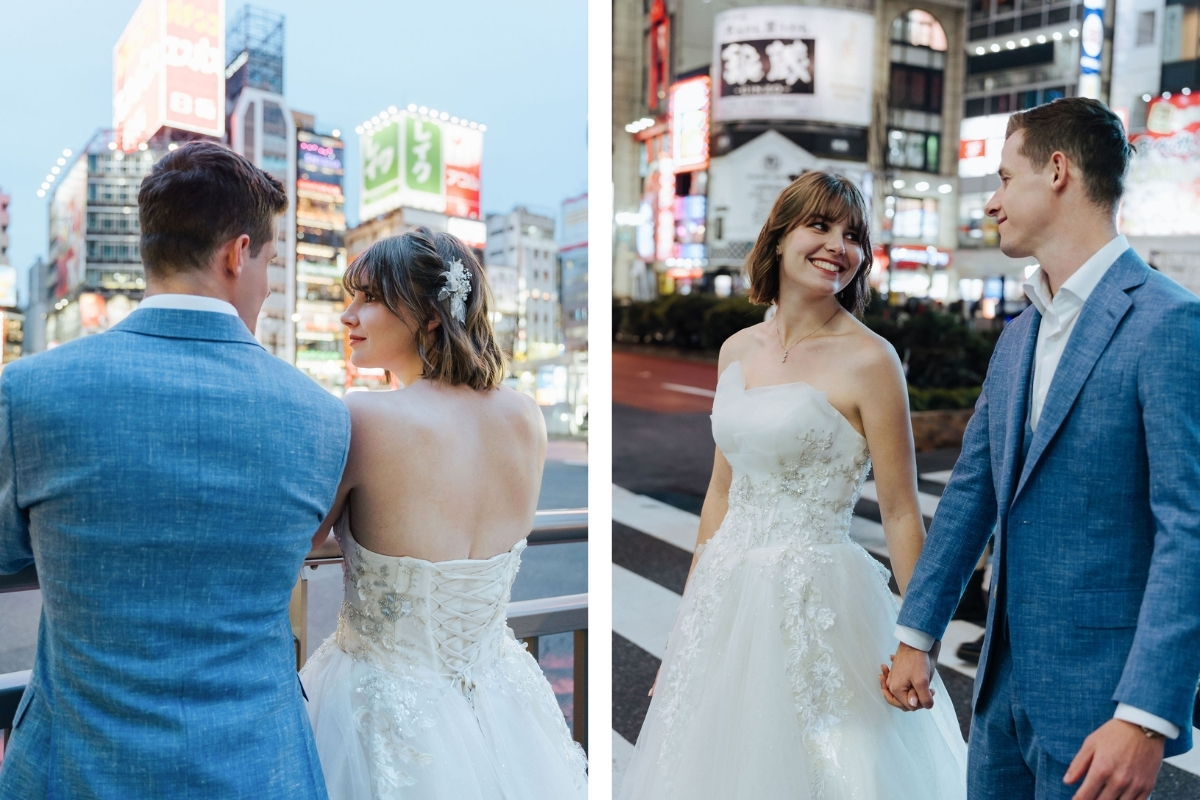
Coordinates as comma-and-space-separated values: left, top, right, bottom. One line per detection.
611, 472, 1200, 794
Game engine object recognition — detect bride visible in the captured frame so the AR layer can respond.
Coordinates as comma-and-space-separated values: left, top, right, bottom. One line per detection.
300, 228, 588, 799
618, 172, 966, 798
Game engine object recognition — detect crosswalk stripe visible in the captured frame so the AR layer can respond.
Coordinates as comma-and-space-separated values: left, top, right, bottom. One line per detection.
921, 470, 954, 485
860, 480, 942, 520
613, 564, 680, 659
612, 485, 699, 553
661, 383, 717, 398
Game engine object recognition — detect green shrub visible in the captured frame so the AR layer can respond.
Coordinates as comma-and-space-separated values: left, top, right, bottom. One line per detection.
614, 291, 996, 409
908, 385, 983, 411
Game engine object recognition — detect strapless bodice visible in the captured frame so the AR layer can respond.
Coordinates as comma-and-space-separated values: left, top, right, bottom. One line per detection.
333, 528, 525, 690
712, 361, 871, 546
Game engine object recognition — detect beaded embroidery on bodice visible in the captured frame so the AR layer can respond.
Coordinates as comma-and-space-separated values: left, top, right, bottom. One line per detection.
334, 526, 525, 692
712, 361, 871, 547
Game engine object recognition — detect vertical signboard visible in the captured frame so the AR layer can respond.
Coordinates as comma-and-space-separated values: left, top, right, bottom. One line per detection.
359, 112, 485, 221
49, 158, 88, 299
361, 121, 401, 219
113, 0, 225, 152
445, 125, 483, 220
671, 77, 711, 172
1079, 0, 1105, 99
403, 115, 445, 209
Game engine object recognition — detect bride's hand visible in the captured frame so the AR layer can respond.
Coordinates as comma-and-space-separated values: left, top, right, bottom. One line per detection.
649, 667, 661, 697
880, 644, 938, 711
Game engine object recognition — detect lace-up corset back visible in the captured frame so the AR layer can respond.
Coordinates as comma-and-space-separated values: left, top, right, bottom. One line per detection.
334, 527, 524, 684
712, 361, 871, 546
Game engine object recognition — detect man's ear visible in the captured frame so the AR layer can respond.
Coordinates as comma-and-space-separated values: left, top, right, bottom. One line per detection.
223, 234, 251, 278
1048, 151, 1070, 193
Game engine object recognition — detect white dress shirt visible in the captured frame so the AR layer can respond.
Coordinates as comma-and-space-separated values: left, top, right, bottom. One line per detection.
893, 236, 1178, 738
138, 293, 240, 317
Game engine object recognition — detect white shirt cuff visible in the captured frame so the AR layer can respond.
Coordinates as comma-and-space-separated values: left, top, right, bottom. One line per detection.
894, 625, 935, 652
1113, 703, 1181, 739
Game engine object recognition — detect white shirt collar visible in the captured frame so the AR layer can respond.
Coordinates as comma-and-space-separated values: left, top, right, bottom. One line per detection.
1023, 235, 1129, 317
139, 293, 240, 317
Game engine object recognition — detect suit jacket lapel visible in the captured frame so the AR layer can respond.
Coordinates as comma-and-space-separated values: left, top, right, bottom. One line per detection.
1012, 254, 1144, 502
999, 311, 1039, 514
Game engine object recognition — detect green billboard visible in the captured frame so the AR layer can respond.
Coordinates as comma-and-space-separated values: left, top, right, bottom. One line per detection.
405, 116, 442, 195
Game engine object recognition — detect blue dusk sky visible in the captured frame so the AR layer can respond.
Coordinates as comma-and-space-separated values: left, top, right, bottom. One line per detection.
0, 0, 588, 294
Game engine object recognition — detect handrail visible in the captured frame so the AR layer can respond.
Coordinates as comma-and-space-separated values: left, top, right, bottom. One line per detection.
0, 509, 589, 591
0, 508, 590, 751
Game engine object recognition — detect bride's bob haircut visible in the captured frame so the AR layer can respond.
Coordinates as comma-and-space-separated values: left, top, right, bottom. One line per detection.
744, 171, 874, 317
343, 227, 506, 390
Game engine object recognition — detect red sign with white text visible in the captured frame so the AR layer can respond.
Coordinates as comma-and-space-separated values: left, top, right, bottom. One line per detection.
113, 0, 225, 152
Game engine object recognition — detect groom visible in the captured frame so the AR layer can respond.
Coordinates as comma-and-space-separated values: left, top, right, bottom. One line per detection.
0, 142, 350, 797
885, 98, 1200, 799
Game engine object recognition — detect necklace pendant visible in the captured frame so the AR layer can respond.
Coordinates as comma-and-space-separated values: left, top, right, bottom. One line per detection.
782, 351, 788, 363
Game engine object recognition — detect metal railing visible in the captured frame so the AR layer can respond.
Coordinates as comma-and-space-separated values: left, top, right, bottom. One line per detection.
0, 508, 588, 754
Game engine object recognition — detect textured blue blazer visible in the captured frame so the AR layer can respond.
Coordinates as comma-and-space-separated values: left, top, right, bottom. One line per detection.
897, 250, 1200, 763
0, 308, 350, 798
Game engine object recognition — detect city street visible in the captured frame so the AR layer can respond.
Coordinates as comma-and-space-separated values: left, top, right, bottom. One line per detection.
610, 350, 1200, 797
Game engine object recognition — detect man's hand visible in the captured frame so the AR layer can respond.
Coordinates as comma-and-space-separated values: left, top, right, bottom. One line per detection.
881, 642, 939, 711
1064, 719, 1164, 800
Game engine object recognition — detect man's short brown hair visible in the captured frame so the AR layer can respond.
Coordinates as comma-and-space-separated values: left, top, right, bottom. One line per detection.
138, 141, 287, 277
1005, 97, 1132, 210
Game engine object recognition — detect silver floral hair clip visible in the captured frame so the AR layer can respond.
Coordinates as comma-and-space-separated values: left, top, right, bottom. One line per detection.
438, 258, 471, 323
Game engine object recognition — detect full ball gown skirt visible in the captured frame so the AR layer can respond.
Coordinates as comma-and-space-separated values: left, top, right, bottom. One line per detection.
300, 529, 588, 799
618, 361, 967, 799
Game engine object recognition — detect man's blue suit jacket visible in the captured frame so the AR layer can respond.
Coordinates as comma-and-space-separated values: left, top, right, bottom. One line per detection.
897, 251, 1200, 763
0, 308, 350, 798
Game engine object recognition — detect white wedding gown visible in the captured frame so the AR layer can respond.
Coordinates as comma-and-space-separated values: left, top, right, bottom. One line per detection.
300, 524, 588, 799
619, 361, 967, 799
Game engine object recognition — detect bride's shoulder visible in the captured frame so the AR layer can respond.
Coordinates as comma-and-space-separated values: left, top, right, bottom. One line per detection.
835, 319, 905, 384
718, 322, 767, 372
487, 385, 544, 432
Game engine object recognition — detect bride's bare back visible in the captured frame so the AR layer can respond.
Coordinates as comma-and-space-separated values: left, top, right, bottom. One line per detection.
339, 381, 546, 562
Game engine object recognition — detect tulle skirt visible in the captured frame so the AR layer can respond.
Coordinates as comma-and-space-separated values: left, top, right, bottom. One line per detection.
619, 539, 967, 799
300, 633, 588, 800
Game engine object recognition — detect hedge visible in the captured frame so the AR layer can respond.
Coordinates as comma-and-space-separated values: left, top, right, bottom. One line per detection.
614, 292, 998, 410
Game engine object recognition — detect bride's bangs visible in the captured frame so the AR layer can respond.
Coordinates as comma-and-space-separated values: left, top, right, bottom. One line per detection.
791, 178, 869, 244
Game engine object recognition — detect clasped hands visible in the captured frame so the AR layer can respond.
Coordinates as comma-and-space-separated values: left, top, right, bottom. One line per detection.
879, 643, 1164, 800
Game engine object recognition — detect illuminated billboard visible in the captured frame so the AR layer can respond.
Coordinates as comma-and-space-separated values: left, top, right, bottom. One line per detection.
113, 0, 225, 152
670, 77, 710, 172
360, 111, 483, 222
49, 158, 88, 299
712, 6, 875, 127
958, 113, 1012, 178
1122, 95, 1200, 236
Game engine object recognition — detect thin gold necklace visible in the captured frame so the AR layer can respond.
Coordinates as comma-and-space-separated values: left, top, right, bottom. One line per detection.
777, 307, 841, 363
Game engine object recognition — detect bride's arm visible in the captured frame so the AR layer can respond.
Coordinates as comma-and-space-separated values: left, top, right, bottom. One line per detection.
309, 395, 364, 552
686, 448, 733, 591
856, 339, 925, 596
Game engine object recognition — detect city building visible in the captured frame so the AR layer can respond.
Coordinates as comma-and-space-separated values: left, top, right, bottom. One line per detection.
40, 0, 225, 347
485, 207, 561, 362
558, 194, 589, 353
24, 258, 48, 355
225, 4, 296, 362
44, 130, 161, 347
293, 117, 348, 394
1107, 0, 1200, 291
0, 187, 20, 365
612, 0, 967, 302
